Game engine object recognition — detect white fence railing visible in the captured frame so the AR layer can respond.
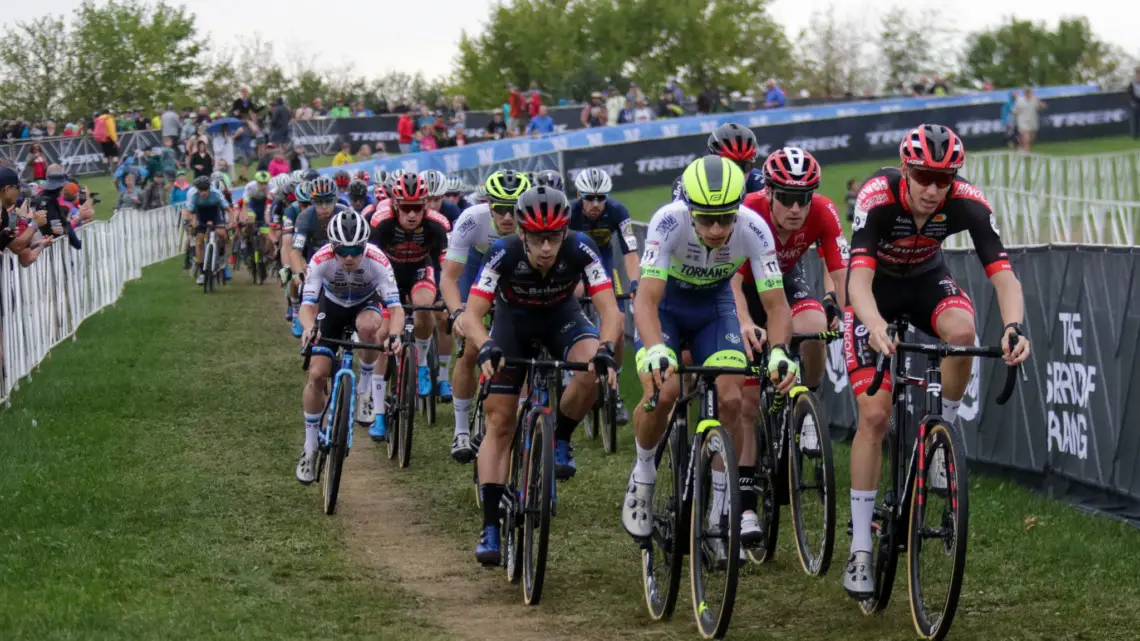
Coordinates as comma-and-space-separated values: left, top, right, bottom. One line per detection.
970, 150, 1140, 203
0, 206, 183, 406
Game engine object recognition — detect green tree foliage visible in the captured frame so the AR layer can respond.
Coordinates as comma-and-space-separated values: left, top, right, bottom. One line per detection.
791, 8, 875, 98
961, 17, 1125, 88
878, 6, 956, 92
0, 16, 72, 120
451, 0, 793, 109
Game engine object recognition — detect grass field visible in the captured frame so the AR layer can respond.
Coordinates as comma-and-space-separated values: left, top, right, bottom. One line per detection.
3, 257, 1140, 639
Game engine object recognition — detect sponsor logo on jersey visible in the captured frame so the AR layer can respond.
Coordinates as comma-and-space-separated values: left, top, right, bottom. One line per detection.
677, 263, 737, 281
933, 214, 947, 222
856, 176, 893, 211
654, 214, 679, 235
457, 217, 477, 236
952, 182, 990, 207
725, 332, 741, 345
636, 154, 698, 175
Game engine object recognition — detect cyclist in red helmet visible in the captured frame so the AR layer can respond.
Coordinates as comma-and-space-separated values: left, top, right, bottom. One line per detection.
732, 147, 850, 454
841, 124, 1030, 600
460, 185, 623, 565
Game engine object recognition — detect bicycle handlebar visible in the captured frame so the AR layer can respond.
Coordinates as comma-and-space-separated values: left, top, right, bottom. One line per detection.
642, 360, 762, 412
502, 356, 591, 373
790, 330, 842, 347
301, 327, 392, 372
406, 304, 448, 312
867, 332, 1020, 405
577, 293, 634, 303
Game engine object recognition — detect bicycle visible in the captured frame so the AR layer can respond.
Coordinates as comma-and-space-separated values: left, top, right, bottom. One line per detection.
577, 293, 632, 454
854, 320, 1019, 640
201, 224, 220, 294
245, 222, 270, 284
418, 327, 442, 426
748, 330, 841, 577
384, 303, 446, 469
638, 360, 757, 639
300, 327, 388, 515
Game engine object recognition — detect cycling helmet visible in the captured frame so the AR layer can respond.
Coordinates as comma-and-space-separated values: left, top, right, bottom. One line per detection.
762, 147, 822, 192
301, 168, 320, 182
444, 175, 464, 194
899, 123, 965, 171
353, 169, 371, 185
254, 170, 271, 184
278, 175, 298, 195
373, 168, 389, 187
211, 177, 229, 194
374, 183, 390, 202
310, 176, 338, 201
680, 155, 746, 214
484, 169, 531, 205
295, 180, 313, 204
516, 186, 571, 232
333, 169, 351, 189
421, 169, 448, 197
707, 123, 759, 163
193, 175, 211, 190
473, 184, 490, 204
533, 169, 564, 191
290, 169, 305, 182
574, 167, 612, 195
388, 168, 407, 186
390, 172, 428, 202
326, 210, 370, 247
210, 171, 232, 189
348, 179, 369, 202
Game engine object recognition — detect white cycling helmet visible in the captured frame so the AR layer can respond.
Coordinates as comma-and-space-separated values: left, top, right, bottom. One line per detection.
574, 167, 612, 196
444, 175, 464, 194
290, 169, 305, 182
421, 169, 448, 197
326, 211, 370, 247
373, 168, 389, 187
387, 168, 407, 187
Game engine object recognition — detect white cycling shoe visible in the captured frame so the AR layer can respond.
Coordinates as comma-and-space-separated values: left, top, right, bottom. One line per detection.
799, 414, 820, 453
622, 472, 655, 539
295, 451, 317, 485
356, 391, 375, 424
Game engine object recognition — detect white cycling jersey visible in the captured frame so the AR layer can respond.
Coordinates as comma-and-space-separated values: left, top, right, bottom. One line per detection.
641, 200, 783, 294
301, 244, 401, 308
444, 203, 504, 264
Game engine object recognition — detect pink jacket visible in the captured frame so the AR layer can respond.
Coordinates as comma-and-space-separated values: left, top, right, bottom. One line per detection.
268, 158, 290, 176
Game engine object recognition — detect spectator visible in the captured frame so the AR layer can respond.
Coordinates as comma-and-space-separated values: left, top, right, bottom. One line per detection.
411, 131, 423, 152
485, 112, 508, 140
911, 76, 929, 96
397, 111, 415, 153
93, 108, 119, 167
312, 98, 327, 117
1129, 67, 1140, 139
161, 103, 181, 152
232, 87, 261, 125
189, 140, 213, 178
605, 86, 625, 126
141, 171, 168, 209
617, 98, 634, 124
527, 82, 543, 119
928, 74, 949, 97
507, 83, 525, 133
664, 76, 684, 104
268, 147, 290, 177
231, 121, 254, 182
0, 167, 50, 266
657, 91, 684, 118
762, 79, 786, 108
27, 142, 47, 181
160, 138, 178, 176
256, 144, 274, 171
60, 183, 95, 227
269, 97, 292, 146
117, 109, 136, 133
209, 103, 226, 120
169, 170, 191, 208
581, 92, 607, 128
526, 105, 556, 137
416, 104, 434, 129
294, 101, 314, 121
697, 85, 717, 114
1013, 86, 1046, 152
1001, 90, 1019, 149
211, 126, 235, 176
451, 95, 468, 127
289, 144, 310, 171
144, 146, 163, 185
632, 98, 654, 123
353, 101, 374, 117
332, 142, 354, 166
117, 173, 143, 209
391, 97, 410, 114
356, 144, 373, 161
328, 98, 352, 118
453, 125, 467, 147
420, 125, 439, 151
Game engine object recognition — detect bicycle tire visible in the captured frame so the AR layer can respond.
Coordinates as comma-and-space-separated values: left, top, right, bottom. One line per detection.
386, 355, 400, 461
907, 420, 969, 640
747, 393, 781, 564
583, 395, 598, 441
642, 411, 687, 621
504, 408, 524, 584
427, 333, 439, 425
203, 245, 214, 294
690, 423, 741, 639
398, 346, 417, 469
523, 409, 554, 605
323, 380, 351, 515
600, 383, 618, 454
860, 413, 903, 617
788, 391, 836, 577
472, 397, 486, 508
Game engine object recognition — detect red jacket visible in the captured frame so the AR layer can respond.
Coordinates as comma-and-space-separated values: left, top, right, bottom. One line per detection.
527, 91, 542, 118
397, 114, 415, 143
508, 90, 524, 119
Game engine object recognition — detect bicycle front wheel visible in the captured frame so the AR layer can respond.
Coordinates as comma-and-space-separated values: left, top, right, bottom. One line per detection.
323, 382, 351, 515
397, 346, 417, 469
386, 355, 401, 461
522, 409, 554, 605
642, 413, 687, 621
600, 383, 618, 454
788, 391, 836, 576
908, 420, 969, 640
690, 423, 741, 639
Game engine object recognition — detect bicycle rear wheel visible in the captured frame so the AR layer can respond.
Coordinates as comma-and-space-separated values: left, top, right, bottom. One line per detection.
907, 420, 969, 640
397, 346, 417, 469
788, 391, 836, 576
600, 383, 618, 454
690, 423, 741, 639
642, 413, 687, 621
504, 410, 525, 584
323, 382, 351, 515
523, 408, 554, 605
426, 333, 439, 425
472, 395, 486, 508
203, 246, 215, 294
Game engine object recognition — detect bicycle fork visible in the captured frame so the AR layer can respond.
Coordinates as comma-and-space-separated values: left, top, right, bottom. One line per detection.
325, 367, 358, 453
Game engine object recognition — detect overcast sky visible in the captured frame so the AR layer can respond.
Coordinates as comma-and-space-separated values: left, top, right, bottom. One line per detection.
12, 0, 1139, 80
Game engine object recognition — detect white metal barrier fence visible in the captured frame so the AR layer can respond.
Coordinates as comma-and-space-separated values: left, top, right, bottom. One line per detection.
970, 149, 1140, 203
0, 206, 183, 406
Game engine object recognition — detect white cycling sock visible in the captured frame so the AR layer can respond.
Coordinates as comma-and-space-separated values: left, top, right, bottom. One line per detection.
359, 360, 375, 394
711, 470, 728, 526
454, 397, 472, 436
303, 412, 321, 453
416, 338, 431, 367
633, 444, 657, 484
372, 375, 387, 416
850, 489, 878, 553
942, 398, 961, 423
438, 355, 451, 382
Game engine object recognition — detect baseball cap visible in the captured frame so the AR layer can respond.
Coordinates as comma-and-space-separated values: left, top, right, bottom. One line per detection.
0, 167, 20, 188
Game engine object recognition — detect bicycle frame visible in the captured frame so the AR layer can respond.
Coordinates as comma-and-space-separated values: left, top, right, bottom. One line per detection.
324, 345, 358, 453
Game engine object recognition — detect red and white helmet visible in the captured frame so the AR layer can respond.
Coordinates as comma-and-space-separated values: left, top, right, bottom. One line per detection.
899, 124, 965, 170
762, 147, 822, 192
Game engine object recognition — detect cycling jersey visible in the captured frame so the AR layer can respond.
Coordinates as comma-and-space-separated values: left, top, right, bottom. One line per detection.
368, 202, 450, 297
292, 204, 349, 261
445, 203, 509, 303
568, 197, 638, 263
185, 188, 231, 232
438, 198, 462, 225
641, 200, 783, 294
672, 168, 764, 201
471, 232, 612, 309
240, 182, 270, 224
281, 202, 303, 234
740, 191, 849, 275
849, 168, 1011, 278
302, 244, 401, 308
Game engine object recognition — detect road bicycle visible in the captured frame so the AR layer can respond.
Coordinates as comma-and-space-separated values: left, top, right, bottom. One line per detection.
855, 320, 1019, 640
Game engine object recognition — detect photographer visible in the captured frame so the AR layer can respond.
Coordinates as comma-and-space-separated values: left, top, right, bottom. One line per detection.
1, 167, 52, 266
34, 167, 83, 250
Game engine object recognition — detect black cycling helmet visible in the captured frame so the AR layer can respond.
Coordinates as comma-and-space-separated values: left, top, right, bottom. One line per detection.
193, 175, 211, 190
533, 169, 564, 192
348, 179, 369, 201
301, 168, 320, 182
333, 168, 351, 189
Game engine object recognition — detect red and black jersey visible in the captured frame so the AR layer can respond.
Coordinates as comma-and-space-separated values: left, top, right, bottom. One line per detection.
738, 191, 849, 284
849, 167, 1011, 278
367, 205, 450, 269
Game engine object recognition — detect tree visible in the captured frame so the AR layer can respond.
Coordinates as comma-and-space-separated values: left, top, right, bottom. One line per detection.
961, 17, 1124, 88
0, 16, 73, 121
66, 0, 201, 119
878, 6, 956, 93
792, 7, 875, 98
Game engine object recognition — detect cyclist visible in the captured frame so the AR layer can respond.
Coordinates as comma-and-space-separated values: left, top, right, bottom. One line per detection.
295, 210, 404, 484
842, 124, 1030, 599
440, 170, 531, 463
532, 168, 564, 191
333, 168, 352, 202
443, 175, 470, 211
290, 177, 350, 334
366, 172, 452, 441
239, 170, 275, 269
423, 169, 462, 225
621, 155, 797, 553
348, 179, 373, 212
672, 123, 765, 201
461, 186, 622, 565
569, 167, 639, 424
281, 179, 312, 336
732, 148, 849, 452
420, 169, 461, 399
353, 168, 371, 185
184, 175, 233, 285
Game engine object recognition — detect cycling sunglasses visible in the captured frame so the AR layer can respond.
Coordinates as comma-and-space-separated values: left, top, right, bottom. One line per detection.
334, 245, 364, 258
771, 189, 813, 208
491, 203, 516, 216
908, 168, 957, 188
582, 195, 607, 203
397, 203, 425, 214
692, 212, 737, 228
524, 230, 565, 247
313, 196, 337, 206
